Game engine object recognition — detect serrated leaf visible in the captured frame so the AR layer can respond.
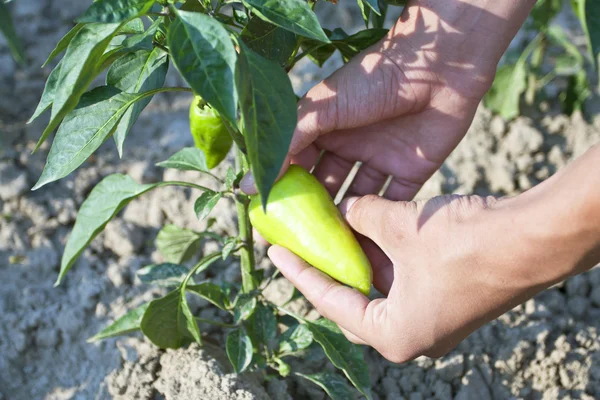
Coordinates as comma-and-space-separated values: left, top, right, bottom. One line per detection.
278, 323, 313, 354
242, 0, 329, 42
88, 303, 149, 342
235, 42, 297, 208
194, 191, 223, 221
35, 22, 124, 152
107, 48, 168, 156
141, 288, 201, 349
29, 60, 63, 123
77, 0, 156, 23
156, 147, 209, 172
137, 263, 191, 287
33, 86, 140, 189
55, 174, 158, 285
307, 319, 371, 399
484, 62, 527, 120
168, 10, 238, 123
0, 2, 25, 65
247, 303, 277, 348
187, 281, 229, 310
296, 372, 356, 400
233, 294, 257, 323
42, 23, 85, 68
155, 224, 203, 264
241, 17, 297, 66
226, 328, 253, 373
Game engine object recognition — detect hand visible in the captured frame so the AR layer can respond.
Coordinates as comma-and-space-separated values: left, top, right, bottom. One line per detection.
241, 1, 533, 200
268, 179, 600, 362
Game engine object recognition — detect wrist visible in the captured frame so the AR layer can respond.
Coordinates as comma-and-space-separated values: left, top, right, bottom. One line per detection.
382, 0, 536, 93
491, 145, 600, 284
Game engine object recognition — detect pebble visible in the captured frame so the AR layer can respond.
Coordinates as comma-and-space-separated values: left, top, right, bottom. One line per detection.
567, 296, 590, 318
434, 353, 465, 382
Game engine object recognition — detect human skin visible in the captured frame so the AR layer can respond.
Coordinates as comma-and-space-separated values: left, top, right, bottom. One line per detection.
241, 0, 600, 361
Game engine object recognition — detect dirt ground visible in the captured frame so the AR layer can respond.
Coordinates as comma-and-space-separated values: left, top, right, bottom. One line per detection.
1, 1, 599, 399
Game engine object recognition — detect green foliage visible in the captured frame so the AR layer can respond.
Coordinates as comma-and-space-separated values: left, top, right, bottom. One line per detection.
30, 0, 417, 397
486, 0, 600, 119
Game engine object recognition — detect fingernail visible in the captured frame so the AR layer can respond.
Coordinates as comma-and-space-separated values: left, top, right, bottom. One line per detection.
240, 172, 256, 194
338, 197, 358, 216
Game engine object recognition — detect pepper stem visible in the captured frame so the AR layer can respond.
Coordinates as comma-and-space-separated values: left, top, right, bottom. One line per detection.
235, 148, 257, 292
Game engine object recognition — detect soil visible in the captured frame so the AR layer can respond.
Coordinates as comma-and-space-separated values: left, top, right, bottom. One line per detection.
1, 1, 599, 400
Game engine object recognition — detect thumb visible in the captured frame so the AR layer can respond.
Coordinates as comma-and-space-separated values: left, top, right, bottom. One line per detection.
339, 194, 399, 247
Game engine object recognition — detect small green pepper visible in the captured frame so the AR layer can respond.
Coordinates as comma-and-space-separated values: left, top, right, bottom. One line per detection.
189, 95, 233, 169
249, 165, 373, 295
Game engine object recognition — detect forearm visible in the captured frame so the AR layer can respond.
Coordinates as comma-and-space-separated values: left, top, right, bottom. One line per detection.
493, 144, 600, 286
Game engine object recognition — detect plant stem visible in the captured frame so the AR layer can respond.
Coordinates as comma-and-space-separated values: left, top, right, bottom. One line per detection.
235, 149, 257, 292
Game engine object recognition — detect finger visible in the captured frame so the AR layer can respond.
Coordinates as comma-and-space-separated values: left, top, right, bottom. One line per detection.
340, 326, 367, 345
345, 163, 389, 198
290, 143, 321, 172
338, 195, 398, 247
383, 175, 426, 201
356, 235, 394, 295
268, 245, 384, 344
311, 152, 354, 197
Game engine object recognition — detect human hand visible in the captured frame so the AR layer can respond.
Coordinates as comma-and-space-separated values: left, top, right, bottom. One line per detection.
241, 0, 534, 200
268, 173, 600, 362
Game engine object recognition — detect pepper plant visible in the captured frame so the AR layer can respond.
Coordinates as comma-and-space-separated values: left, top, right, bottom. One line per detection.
29, 0, 404, 398
486, 0, 600, 119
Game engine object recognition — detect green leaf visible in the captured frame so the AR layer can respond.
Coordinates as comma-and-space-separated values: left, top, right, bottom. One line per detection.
137, 263, 192, 287
307, 319, 371, 399
194, 191, 223, 221
295, 372, 356, 400
119, 18, 146, 34
155, 224, 204, 264
0, 2, 25, 65
301, 37, 336, 67
42, 24, 85, 68
187, 281, 230, 310
242, 0, 329, 42
55, 174, 157, 285
561, 69, 591, 115
278, 323, 313, 354
29, 60, 63, 123
531, 0, 562, 30
484, 62, 527, 120
35, 22, 124, 152
247, 303, 277, 348
584, 0, 600, 69
334, 28, 388, 61
156, 147, 209, 172
226, 328, 254, 373
221, 237, 237, 259
241, 17, 297, 66
360, 0, 381, 15
140, 288, 201, 349
235, 42, 297, 208
233, 294, 257, 323
88, 303, 149, 342
168, 10, 238, 123
77, 0, 156, 23
107, 48, 168, 156
33, 86, 140, 189
357, 0, 370, 28
547, 25, 584, 67
234, 8, 249, 25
